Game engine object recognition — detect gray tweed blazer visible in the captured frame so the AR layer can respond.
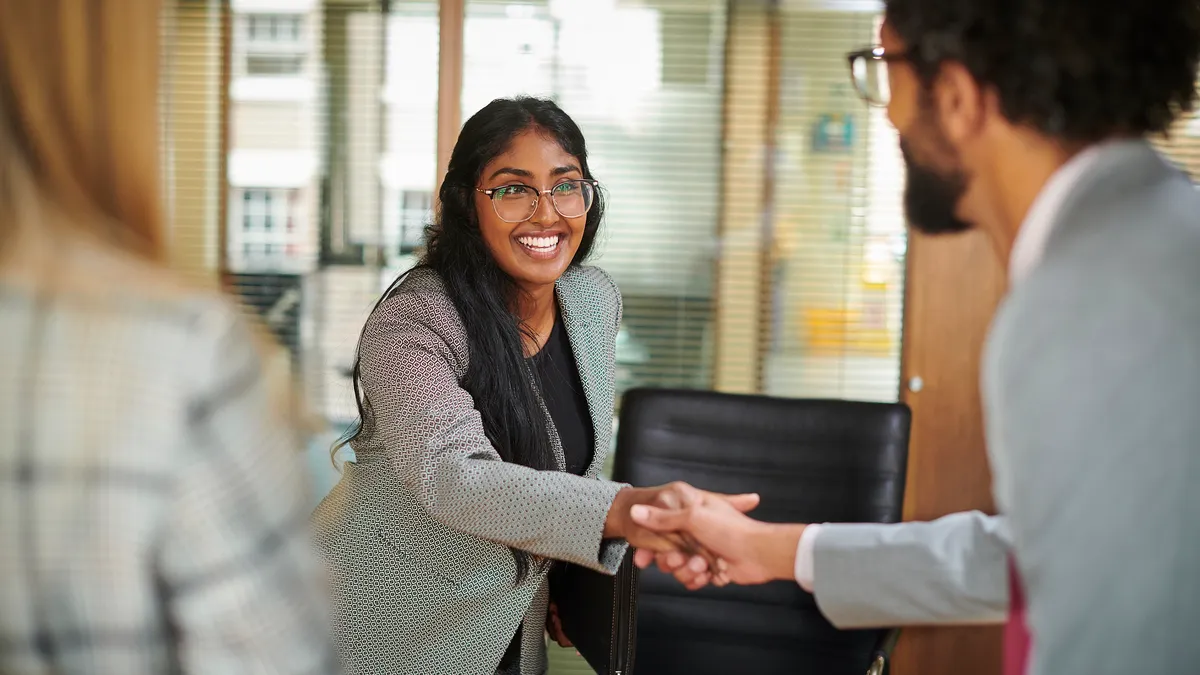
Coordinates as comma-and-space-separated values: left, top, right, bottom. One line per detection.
312, 264, 629, 675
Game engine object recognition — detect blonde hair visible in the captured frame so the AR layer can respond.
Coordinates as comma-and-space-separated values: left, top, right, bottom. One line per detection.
0, 0, 164, 260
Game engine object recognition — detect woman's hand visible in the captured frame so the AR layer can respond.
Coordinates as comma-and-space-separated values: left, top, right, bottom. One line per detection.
603, 482, 759, 557
629, 493, 806, 588
546, 601, 573, 648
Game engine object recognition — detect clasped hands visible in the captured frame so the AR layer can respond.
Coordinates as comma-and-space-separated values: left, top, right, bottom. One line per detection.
551, 482, 805, 648
607, 482, 807, 590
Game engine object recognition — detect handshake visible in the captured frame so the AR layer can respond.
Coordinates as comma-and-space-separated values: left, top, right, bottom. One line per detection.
551, 483, 809, 650
607, 482, 808, 590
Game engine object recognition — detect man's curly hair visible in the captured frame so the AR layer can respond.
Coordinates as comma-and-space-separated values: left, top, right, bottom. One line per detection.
885, 0, 1200, 142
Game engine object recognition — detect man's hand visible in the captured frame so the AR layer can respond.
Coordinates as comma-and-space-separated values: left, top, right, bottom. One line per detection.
629, 488, 806, 589
603, 482, 759, 563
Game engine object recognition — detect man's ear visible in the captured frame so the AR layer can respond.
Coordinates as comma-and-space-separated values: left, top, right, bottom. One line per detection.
931, 60, 987, 145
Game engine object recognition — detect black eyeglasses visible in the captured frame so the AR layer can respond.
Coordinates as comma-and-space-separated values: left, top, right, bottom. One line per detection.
476, 179, 598, 223
846, 46, 908, 106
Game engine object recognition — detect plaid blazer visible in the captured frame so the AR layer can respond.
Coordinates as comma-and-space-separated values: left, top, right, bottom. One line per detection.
311, 265, 628, 675
0, 241, 335, 674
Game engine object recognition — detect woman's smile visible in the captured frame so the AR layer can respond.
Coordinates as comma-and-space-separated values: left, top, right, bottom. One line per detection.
513, 231, 567, 261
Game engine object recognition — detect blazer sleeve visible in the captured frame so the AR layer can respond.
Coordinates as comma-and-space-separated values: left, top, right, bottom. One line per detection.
357, 289, 627, 574
811, 511, 1012, 628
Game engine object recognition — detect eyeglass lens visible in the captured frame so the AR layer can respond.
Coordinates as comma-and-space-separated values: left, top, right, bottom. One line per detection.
491, 180, 595, 223
852, 55, 891, 106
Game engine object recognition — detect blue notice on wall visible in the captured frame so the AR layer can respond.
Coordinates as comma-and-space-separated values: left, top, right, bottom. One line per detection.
812, 113, 855, 153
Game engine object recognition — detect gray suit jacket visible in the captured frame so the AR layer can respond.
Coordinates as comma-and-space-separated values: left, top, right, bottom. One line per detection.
814, 141, 1200, 675
311, 265, 627, 675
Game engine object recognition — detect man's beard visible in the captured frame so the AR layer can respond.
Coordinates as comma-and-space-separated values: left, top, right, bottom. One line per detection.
900, 136, 972, 235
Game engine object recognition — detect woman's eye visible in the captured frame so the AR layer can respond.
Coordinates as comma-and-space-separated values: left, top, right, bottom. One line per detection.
553, 181, 579, 194
496, 185, 530, 199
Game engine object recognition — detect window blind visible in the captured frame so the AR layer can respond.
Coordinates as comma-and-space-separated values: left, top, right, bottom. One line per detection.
764, 7, 905, 403
161, 0, 225, 286
1155, 104, 1200, 177
458, 0, 728, 406
714, 2, 903, 404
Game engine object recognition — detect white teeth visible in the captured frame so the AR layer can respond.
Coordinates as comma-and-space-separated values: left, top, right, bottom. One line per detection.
517, 235, 559, 250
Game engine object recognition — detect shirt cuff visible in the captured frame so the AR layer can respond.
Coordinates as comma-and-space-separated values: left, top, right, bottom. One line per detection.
793, 523, 822, 592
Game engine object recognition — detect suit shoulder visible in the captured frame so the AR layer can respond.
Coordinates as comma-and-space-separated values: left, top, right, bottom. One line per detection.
365, 267, 467, 352
373, 267, 456, 321
562, 265, 622, 327
576, 264, 620, 295
566, 265, 622, 305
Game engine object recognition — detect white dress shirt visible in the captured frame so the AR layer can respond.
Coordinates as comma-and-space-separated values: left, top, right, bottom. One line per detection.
792, 141, 1117, 591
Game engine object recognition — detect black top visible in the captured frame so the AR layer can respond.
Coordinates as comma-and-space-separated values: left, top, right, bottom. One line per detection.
498, 313, 595, 671
530, 314, 595, 476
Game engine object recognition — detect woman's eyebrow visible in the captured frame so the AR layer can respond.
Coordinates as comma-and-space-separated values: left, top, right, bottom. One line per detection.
486, 164, 582, 181
487, 167, 534, 181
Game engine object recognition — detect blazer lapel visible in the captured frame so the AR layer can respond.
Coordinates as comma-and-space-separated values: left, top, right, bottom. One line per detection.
555, 269, 612, 479
537, 388, 568, 472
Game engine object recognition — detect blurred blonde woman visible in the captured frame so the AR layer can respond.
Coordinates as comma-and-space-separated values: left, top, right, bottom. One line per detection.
0, 2, 334, 673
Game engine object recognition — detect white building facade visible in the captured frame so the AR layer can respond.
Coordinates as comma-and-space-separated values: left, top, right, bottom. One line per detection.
227, 0, 323, 274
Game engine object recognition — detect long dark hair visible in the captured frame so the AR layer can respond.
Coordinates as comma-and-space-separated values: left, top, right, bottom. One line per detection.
335, 97, 605, 581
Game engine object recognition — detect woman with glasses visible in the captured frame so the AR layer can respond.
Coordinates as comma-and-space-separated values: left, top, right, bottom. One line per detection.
312, 97, 751, 674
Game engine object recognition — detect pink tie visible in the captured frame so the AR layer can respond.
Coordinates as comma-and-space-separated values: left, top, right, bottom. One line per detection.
1004, 556, 1031, 675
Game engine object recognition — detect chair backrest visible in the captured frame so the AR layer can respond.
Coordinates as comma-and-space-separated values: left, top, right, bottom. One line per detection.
613, 388, 911, 675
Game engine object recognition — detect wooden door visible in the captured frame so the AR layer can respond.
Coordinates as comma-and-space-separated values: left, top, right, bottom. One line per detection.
890, 227, 1008, 675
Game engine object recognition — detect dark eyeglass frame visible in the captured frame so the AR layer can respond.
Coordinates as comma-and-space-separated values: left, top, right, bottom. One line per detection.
476, 178, 600, 223
846, 46, 910, 107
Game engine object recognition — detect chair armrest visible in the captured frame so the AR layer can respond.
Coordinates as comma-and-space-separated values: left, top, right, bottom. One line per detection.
865, 628, 901, 675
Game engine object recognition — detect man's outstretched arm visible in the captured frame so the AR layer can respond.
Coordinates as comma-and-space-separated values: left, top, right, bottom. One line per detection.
811, 511, 1010, 627
631, 491, 1010, 628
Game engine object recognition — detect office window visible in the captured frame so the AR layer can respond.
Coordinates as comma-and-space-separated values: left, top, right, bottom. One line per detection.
240, 13, 308, 78
241, 188, 301, 232
229, 187, 308, 273
246, 54, 306, 75
248, 14, 303, 44
242, 188, 275, 230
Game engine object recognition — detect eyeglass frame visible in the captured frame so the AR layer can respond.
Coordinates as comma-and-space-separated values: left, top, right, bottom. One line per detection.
846, 46, 910, 107
475, 178, 600, 224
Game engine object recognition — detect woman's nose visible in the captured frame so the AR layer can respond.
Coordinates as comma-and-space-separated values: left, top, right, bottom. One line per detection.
530, 191, 559, 224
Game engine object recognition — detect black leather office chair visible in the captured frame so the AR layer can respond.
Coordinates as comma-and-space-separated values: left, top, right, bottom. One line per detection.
613, 388, 911, 675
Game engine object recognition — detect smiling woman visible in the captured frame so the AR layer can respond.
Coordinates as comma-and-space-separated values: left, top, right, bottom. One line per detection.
311, 97, 745, 675
473, 129, 598, 315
